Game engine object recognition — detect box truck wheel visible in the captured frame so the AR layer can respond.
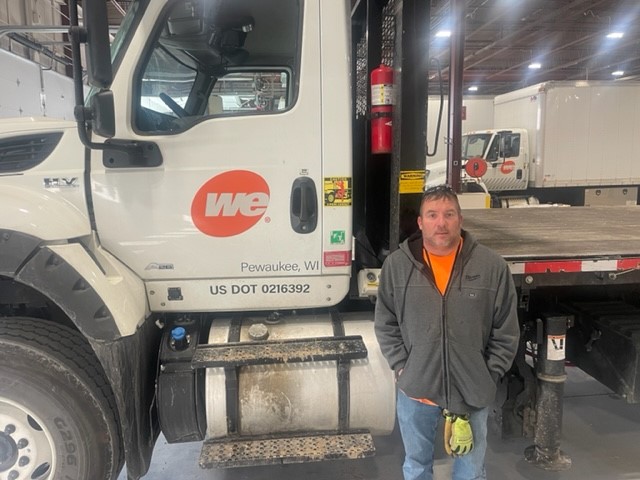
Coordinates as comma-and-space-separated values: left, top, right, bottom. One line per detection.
0, 318, 123, 480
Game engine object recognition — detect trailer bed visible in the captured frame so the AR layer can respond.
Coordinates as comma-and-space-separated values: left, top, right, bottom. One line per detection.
463, 206, 640, 261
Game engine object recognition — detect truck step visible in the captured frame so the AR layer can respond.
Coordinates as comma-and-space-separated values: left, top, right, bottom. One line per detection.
199, 431, 375, 468
192, 335, 367, 368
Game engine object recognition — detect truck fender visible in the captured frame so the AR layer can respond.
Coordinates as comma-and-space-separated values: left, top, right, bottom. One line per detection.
1, 230, 159, 478
10, 237, 148, 340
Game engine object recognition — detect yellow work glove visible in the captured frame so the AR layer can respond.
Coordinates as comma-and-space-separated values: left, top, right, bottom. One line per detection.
442, 410, 473, 457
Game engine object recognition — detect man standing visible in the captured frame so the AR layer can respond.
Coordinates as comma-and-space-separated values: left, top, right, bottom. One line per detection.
374, 185, 520, 480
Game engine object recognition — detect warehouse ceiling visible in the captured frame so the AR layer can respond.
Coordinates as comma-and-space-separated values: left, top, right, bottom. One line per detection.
429, 0, 640, 95
102, 0, 640, 96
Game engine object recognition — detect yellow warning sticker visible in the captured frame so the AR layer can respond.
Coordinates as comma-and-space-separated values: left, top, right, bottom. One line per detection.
324, 177, 352, 206
399, 170, 425, 194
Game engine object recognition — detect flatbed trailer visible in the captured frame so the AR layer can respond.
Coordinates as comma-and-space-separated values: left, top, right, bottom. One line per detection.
465, 206, 640, 261
464, 206, 640, 470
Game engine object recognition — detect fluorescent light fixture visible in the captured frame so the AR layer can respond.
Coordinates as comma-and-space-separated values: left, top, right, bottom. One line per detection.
612, 70, 625, 76
435, 30, 452, 38
528, 62, 542, 70
468, 86, 479, 91
606, 32, 624, 39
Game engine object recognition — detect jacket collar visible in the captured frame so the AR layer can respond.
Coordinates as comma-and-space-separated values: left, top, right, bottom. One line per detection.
400, 229, 476, 266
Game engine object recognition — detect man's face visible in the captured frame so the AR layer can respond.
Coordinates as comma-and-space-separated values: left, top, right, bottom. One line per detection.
417, 197, 463, 255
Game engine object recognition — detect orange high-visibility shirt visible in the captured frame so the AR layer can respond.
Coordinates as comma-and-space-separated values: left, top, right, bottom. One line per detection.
422, 240, 461, 295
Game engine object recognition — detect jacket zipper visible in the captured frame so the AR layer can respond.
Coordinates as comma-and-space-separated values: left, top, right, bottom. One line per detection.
441, 294, 449, 408
439, 247, 462, 410
414, 237, 472, 411
423, 254, 454, 410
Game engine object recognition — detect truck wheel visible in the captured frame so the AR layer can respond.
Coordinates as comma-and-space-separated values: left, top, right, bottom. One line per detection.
0, 318, 123, 480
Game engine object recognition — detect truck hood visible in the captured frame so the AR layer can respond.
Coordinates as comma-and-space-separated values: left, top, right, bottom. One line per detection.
0, 116, 76, 135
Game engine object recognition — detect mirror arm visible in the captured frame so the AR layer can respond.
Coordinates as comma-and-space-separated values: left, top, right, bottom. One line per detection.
69, 2, 99, 150
70, 24, 118, 151
69, 26, 87, 111
69, 0, 126, 152
68, 1, 86, 116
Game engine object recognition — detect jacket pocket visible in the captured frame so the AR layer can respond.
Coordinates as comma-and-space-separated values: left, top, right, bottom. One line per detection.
447, 343, 496, 409
396, 340, 443, 402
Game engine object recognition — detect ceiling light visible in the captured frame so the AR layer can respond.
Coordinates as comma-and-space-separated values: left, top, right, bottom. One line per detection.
606, 32, 624, 39
468, 86, 479, 91
528, 62, 542, 70
435, 30, 452, 38
612, 70, 624, 76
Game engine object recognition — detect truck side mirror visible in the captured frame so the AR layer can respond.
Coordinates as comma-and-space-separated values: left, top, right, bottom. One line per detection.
496, 130, 514, 159
91, 91, 116, 138
498, 135, 507, 159
84, 0, 113, 88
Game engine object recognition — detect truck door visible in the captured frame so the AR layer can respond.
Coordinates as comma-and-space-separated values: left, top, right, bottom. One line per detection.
479, 130, 528, 191
90, 0, 348, 312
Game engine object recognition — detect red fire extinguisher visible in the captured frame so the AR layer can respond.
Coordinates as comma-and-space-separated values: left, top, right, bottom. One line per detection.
370, 64, 394, 154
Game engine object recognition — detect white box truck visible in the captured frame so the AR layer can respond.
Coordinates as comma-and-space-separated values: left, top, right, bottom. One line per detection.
428, 81, 640, 206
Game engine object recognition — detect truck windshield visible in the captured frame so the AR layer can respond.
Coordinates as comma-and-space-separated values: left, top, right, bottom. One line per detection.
461, 133, 492, 160
110, 1, 144, 67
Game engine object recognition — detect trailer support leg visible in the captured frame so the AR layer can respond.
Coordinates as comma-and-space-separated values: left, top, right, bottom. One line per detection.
524, 314, 572, 471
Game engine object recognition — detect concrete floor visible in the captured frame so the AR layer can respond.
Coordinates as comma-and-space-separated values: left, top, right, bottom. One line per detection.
120, 367, 640, 479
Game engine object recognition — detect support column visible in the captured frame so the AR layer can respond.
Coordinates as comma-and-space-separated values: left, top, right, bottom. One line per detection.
524, 314, 572, 471
447, 0, 465, 192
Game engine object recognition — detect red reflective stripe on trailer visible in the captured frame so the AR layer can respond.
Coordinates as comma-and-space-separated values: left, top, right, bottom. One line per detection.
512, 258, 640, 275
618, 258, 640, 270
523, 261, 582, 274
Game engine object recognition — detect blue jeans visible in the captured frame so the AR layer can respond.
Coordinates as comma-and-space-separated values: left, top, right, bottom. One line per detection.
396, 389, 488, 480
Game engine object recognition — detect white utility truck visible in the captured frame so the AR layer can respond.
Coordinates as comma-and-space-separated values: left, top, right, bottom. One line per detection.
428, 81, 640, 207
1, 1, 640, 480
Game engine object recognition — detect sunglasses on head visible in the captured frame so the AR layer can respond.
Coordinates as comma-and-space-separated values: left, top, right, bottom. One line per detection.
423, 184, 456, 197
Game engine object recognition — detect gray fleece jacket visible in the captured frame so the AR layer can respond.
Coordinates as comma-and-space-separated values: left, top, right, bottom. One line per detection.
374, 229, 519, 413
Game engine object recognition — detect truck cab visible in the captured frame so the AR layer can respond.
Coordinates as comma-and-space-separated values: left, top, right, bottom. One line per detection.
426, 128, 529, 194
89, 0, 354, 313
463, 128, 529, 191
0, 2, 398, 479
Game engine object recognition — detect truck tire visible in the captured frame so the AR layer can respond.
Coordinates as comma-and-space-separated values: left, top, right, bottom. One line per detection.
0, 317, 123, 480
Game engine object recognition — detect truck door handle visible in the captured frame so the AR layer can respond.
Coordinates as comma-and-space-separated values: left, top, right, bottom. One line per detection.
290, 177, 318, 234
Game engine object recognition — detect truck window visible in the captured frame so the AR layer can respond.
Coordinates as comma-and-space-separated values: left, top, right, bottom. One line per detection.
504, 133, 520, 158
138, 47, 197, 122
134, 0, 300, 133
208, 70, 290, 114
497, 132, 521, 159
